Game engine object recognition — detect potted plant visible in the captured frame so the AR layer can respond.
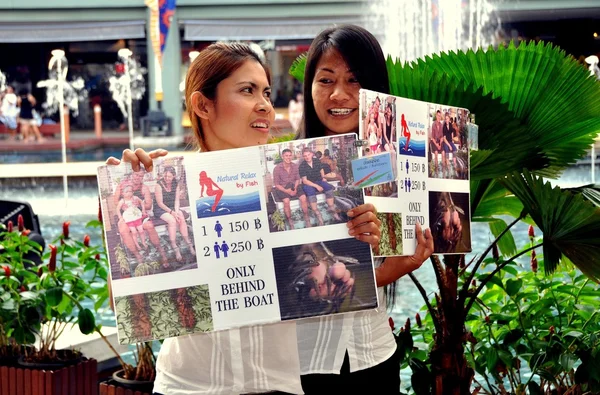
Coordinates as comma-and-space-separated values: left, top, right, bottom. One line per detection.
0, 217, 111, 394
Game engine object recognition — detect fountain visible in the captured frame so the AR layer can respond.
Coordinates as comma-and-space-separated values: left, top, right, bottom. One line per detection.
365, 0, 500, 63
108, 49, 147, 150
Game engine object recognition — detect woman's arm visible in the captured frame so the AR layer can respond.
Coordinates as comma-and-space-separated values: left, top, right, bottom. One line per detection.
375, 222, 433, 287
136, 196, 147, 216
28, 94, 36, 106
174, 184, 181, 212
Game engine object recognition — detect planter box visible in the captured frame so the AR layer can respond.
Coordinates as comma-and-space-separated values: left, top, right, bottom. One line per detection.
99, 381, 151, 395
0, 358, 97, 395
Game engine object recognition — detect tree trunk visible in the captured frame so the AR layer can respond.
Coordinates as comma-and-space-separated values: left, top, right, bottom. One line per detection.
430, 254, 474, 395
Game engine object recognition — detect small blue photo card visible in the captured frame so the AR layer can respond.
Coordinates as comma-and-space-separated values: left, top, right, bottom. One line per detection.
350, 152, 396, 188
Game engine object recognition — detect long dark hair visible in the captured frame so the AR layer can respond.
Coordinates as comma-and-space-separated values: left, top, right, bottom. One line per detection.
300, 25, 399, 310
301, 24, 389, 139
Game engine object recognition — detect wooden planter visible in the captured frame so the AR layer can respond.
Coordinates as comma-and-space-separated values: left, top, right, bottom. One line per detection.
0, 358, 97, 395
98, 382, 151, 395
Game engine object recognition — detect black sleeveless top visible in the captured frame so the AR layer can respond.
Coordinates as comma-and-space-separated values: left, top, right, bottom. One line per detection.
19, 95, 34, 120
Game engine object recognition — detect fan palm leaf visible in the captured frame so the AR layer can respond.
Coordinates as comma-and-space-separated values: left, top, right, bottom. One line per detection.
392, 41, 600, 179
501, 170, 600, 281
289, 53, 307, 84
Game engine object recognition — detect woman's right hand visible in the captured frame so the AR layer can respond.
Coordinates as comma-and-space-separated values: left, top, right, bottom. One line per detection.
105, 148, 169, 172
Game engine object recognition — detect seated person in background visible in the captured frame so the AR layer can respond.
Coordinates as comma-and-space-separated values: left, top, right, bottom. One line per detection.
430, 110, 444, 171
272, 149, 311, 229
117, 183, 148, 251
299, 148, 341, 226
319, 149, 345, 186
113, 171, 169, 266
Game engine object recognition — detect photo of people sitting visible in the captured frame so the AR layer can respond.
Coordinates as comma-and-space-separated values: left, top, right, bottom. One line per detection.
98, 158, 198, 280
428, 105, 469, 180
361, 93, 397, 155
262, 135, 364, 232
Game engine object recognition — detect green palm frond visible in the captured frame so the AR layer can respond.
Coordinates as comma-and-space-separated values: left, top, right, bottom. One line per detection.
387, 56, 547, 180
289, 53, 307, 84
389, 41, 600, 179
564, 184, 600, 207
501, 170, 600, 281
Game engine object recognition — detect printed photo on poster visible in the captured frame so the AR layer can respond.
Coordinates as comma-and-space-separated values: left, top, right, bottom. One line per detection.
261, 135, 364, 232
98, 157, 198, 281
364, 181, 398, 198
272, 238, 377, 320
373, 212, 403, 257
360, 91, 397, 155
429, 191, 472, 254
196, 170, 261, 218
115, 285, 212, 344
350, 152, 397, 188
428, 105, 469, 180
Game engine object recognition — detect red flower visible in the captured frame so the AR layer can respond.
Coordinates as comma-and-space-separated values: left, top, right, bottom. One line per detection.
37, 267, 43, 277
20, 286, 26, 293
388, 317, 395, 331
528, 225, 535, 239
405, 318, 411, 332
415, 313, 422, 328
531, 254, 538, 273
17, 214, 24, 232
2, 266, 10, 278
7, 220, 13, 232
549, 326, 555, 335
95, 254, 101, 261
83, 234, 90, 247
62, 221, 71, 239
485, 315, 490, 324
21, 229, 31, 237
48, 245, 57, 272
115, 63, 125, 74
492, 242, 499, 261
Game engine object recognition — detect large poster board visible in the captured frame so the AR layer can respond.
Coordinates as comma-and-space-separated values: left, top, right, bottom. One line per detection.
358, 89, 472, 257
98, 134, 379, 344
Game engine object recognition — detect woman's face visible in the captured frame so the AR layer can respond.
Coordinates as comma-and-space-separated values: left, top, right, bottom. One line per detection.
311, 49, 361, 136
202, 60, 274, 151
164, 170, 175, 183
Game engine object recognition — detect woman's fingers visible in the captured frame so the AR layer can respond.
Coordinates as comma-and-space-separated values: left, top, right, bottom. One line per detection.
105, 157, 121, 166
133, 148, 154, 172
114, 148, 169, 172
414, 222, 434, 263
347, 203, 378, 219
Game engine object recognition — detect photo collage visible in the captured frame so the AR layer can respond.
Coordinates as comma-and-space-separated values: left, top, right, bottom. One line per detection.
99, 134, 379, 344
358, 89, 472, 257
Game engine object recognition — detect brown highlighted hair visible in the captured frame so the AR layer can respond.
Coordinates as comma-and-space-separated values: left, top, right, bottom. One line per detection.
185, 42, 271, 151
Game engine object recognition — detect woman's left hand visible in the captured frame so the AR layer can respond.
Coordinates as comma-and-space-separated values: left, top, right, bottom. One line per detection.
346, 203, 381, 252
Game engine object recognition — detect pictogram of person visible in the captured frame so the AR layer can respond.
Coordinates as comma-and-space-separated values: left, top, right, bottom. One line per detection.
199, 171, 224, 212
214, 241, 221, 259
406, 159, 410, 174
400, 114, 411, 151
214, 220, 223, 237
221, 241, 229, 258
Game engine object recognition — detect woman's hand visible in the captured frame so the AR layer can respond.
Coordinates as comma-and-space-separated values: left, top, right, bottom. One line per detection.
347, 203, 381, 251
105, 148, 169, 172
375, 222, 434, 287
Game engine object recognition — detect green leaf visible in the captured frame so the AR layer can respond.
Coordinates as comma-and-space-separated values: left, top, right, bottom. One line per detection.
388, 41, 600, 180
505, 278, 523, 297
19, 291, 38, 301
528, 381, 542, 395
501, 170, 600, 281
289, 53, 307, 83
559, 353, 578, 371
486, 347, 499, 373
78, 308, 96, 335
488, 219, 517, 257
46, 287, 64, 307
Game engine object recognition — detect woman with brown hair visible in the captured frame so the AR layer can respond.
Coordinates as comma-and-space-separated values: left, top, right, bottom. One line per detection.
107, 41, 384, 395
